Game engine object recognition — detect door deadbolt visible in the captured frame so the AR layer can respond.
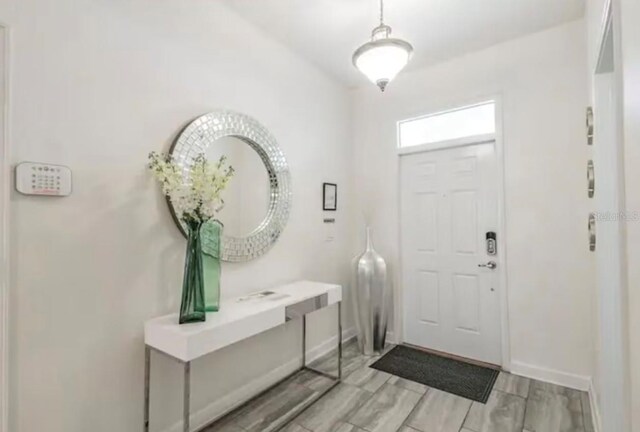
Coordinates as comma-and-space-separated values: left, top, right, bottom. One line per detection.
486, 232, 497, 255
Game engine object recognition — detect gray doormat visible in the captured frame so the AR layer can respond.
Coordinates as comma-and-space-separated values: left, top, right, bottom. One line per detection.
370, 345, 499, 403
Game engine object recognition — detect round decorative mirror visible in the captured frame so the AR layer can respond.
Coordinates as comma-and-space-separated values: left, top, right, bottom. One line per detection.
169, 110, 291, 262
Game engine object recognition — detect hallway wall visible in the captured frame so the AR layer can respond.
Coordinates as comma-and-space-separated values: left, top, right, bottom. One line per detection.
584, 1, 607, 420
0, 1, 355, 431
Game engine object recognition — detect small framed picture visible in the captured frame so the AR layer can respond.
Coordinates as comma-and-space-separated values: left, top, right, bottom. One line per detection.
323, 183, 337, 211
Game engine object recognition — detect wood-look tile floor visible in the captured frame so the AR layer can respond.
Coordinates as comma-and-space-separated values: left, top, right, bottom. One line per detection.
203, 342, 595, 432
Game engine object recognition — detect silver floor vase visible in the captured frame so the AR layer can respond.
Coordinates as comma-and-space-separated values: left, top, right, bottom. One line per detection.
351, 227, 391, 355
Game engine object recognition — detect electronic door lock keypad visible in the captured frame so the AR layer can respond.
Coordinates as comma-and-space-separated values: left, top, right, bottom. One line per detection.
486, 232, 497, 255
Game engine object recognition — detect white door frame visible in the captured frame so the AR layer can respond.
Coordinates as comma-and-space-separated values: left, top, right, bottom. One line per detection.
395, 96, 511, 369
0, 23, 9, 432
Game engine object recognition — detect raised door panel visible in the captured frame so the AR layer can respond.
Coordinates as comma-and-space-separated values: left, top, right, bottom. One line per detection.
417, 271, 440, 325
450, 190, 478, 255
415, 192, 438, 253
452, 273, 481, 333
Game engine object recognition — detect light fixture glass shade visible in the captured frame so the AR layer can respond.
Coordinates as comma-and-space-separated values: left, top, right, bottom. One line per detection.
353, 26, 413, 91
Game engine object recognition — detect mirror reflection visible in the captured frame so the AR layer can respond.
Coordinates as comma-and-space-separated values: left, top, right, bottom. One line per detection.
205, 136, 270, 237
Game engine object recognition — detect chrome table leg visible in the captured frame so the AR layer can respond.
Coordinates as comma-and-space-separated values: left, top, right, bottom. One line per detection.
183, 362, 191, 432
302, 314, 307, 367
338, 301, 342, 380
144, 346, 150, 432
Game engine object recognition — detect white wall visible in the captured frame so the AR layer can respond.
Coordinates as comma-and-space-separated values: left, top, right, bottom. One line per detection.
585, 1, 610, 424
0, 1, 355, 431
584, 0, 606, 418
352, 20, 594, 385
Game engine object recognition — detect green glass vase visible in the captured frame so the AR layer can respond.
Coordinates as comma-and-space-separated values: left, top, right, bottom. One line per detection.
179, 220, 206, 324
201, 220, 222, 312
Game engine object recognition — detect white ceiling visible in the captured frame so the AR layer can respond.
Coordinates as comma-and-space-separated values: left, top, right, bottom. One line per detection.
223, 0, 585, 87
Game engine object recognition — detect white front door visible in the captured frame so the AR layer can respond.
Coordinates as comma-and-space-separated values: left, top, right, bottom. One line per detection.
400, 142, 502, 365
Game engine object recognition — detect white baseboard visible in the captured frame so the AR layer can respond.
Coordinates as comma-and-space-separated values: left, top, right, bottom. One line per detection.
589, 379, 602, 432
163, 327, 357, 432
509, 361, 591, 391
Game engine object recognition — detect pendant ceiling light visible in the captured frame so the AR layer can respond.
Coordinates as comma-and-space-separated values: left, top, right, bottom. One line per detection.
352, 0, 414, 92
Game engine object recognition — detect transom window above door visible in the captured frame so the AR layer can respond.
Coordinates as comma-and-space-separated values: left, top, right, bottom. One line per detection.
398, 101, 496, 149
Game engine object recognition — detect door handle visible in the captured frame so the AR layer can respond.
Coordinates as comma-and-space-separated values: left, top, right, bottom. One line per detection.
478, 261, 497, 269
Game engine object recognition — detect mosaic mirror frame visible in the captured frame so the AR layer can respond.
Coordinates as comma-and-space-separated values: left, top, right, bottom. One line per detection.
169, 110, 291, 262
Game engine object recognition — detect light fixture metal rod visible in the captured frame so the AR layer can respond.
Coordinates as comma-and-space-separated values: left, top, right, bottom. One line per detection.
379, 0, 385, 25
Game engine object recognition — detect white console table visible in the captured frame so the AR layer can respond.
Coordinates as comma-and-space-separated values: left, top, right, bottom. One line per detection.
143, 281, 343, 432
